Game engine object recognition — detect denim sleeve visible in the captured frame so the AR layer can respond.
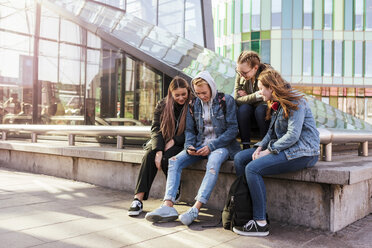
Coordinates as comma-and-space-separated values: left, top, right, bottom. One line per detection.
268, 103, 305, 153
208, 95, 239, 151
256, 126, 272, 149
184, 107, 196, 149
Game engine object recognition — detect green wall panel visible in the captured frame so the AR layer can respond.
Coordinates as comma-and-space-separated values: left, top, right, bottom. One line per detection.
313, 0, 323, 30
334, 0, 344, 31
344, 41, 353, 77
261, 0, 271, 30
292, 39, 302, 76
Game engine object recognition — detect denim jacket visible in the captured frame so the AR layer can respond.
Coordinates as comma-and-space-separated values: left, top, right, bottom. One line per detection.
185, 93, 240, 159
257, 98, 320, 160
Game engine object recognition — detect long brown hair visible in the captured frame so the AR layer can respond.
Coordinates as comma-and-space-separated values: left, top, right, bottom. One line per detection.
160, 76, 191, 143
258, 69, 303, 120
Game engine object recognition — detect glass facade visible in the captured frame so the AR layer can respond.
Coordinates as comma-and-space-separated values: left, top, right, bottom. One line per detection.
0, 0, 163, 126
213, 0, 372, 125
0, 0, 371, 131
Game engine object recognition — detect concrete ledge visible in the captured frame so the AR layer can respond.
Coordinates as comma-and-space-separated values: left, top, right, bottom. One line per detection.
1, 141, 367, 185
0, 140, 371, 232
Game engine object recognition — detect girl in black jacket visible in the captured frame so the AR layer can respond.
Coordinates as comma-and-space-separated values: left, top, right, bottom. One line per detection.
128, 76, 191, 216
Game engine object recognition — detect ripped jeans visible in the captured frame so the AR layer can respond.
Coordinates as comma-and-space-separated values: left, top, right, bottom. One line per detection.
164, 148, 229, 204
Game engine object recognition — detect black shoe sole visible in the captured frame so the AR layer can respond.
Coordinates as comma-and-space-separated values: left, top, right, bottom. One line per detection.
145, 214, 178, 223
233, 227, 269, 237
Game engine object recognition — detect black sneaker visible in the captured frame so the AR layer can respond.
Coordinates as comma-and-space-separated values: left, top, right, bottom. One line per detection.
233, 220, 269, 236
128, 198, 143, 216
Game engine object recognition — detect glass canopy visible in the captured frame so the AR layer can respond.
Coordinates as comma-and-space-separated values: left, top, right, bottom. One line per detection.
41, 0, 372, 130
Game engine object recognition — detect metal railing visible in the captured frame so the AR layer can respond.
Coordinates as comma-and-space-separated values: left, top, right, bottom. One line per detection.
0, 124, 151, 149
0, 125, 371, 161
318, 128, 372, 161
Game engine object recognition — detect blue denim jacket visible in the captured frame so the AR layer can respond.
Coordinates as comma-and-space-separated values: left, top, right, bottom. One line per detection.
185, 93, 241, 159
257, 98, 320, 160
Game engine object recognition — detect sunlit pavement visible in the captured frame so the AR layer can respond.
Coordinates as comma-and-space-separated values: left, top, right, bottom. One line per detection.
0, 166, 370, 248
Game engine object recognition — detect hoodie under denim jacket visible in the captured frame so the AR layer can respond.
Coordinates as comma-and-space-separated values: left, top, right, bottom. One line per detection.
256, 98, 320, 160
185, 71, 240, 159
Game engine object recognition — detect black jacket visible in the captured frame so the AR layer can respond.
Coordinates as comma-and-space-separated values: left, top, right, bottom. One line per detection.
150, 98, 185, 151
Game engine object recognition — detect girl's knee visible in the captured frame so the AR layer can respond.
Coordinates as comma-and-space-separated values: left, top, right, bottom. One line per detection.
245, 163, 259, 175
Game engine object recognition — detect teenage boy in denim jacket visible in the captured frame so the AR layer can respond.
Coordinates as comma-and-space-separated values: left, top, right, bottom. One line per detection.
145, 71, 240, 225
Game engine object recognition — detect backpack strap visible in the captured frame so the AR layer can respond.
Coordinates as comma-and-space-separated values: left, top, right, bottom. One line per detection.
217, 92, 226, 116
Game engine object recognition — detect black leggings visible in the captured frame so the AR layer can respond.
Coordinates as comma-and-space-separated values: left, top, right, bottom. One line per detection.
134, 145, 183, 200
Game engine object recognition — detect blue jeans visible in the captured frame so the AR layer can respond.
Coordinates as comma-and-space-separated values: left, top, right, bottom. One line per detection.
234, 148, 319, 220
164, 148, 229, 204
237, 104, 269, 144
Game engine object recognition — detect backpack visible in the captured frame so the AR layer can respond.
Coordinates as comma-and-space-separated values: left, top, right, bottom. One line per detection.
189, 92, 226, 118
222, 175, 253, 230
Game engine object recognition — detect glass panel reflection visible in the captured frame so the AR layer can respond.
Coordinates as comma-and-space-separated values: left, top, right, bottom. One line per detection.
355, 0, 364, 30
271, 0, 281, 29
303, 0, 312, 29
324, 0, 332, 30
2, 0, 371, 131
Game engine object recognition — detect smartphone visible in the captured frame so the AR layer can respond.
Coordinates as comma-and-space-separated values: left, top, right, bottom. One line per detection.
188, 147, 197, 152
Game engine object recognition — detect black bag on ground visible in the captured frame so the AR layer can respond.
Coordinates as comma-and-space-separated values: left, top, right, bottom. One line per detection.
222, 175, 253, 230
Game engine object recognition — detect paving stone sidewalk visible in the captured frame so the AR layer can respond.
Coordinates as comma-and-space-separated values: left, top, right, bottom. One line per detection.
0, 166, 370, 248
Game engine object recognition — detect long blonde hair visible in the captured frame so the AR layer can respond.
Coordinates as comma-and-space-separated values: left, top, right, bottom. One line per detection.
160, 76, 191, 142
258, 69, 303, 120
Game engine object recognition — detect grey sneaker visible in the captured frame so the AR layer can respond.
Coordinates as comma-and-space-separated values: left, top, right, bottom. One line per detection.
179, 207, 199, 225
145, 205, 179, 223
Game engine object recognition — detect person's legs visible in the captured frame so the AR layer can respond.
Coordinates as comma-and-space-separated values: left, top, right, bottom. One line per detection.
133, 149, 158, 201
234, 153, 318, 236
161, 145, 184, 176
237, 104, 254, 148
164, 150, 203, 203
145, 151, 203, 223
195, 148, 229, 204
161, 145, 185, 202
254, 104, 270, 139
233, 148, 256, 176
179, 148, 229, 225
129, 149, 157, 216
245, 153, 319, 221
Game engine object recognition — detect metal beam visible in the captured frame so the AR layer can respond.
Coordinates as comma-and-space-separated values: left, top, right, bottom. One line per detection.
200, 0, 215, 50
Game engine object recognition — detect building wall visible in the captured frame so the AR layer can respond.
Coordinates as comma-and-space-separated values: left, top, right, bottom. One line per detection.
213, 0, 372, 124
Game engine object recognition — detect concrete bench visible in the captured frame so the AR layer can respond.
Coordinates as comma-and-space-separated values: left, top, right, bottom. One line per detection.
1, 124, 372, 161
0, 140, 370, 232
